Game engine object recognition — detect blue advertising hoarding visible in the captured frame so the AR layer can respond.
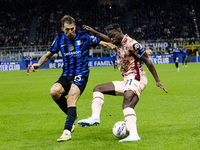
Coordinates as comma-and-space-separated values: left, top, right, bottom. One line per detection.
0, 55, 199, 71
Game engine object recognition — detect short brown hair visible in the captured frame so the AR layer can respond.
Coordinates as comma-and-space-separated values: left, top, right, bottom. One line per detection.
61, 15, 75, 27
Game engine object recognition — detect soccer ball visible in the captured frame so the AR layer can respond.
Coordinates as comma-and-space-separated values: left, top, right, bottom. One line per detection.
112, 121, 128, 139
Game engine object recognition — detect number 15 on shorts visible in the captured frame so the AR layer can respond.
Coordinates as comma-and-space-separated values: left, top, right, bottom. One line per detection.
74, 75, 82, 82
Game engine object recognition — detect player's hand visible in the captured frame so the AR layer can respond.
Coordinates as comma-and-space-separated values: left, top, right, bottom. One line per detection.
82, 25, 96, 33
30, 63, 39, 72
156, 82, 168, 93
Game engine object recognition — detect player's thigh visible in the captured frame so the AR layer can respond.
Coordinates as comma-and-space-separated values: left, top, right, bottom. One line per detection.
50, 83, 65, 99
112, 81, 125, 96
67, 83, 81, 107
94, 82, 116, 95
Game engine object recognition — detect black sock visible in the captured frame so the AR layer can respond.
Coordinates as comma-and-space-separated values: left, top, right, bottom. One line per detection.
175, 62, 178, 68
54, 94, 68, 115
64, 107, 77, 131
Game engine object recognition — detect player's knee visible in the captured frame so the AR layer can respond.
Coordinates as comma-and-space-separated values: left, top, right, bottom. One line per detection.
123, 100, 136, 109
123, 91, 138, 109
50, 86, 62, 100
93, 84, 104, 93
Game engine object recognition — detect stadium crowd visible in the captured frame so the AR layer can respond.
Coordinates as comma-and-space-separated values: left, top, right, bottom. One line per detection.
0, 0, 35, 47
0, 0, 199, 47
130, 0, 199, 42
35, 0, 125, 45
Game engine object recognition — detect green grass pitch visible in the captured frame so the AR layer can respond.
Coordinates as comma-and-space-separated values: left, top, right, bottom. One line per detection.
0, 63, 200, 150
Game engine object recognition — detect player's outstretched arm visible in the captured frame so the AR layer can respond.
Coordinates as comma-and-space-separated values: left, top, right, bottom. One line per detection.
98, 41, 117, 52
31, 51, 54, 72
82, 25, 111, 42
140, 52, 168, 93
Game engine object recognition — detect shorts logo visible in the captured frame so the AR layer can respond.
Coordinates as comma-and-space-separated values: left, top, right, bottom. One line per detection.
133, 83, 138, 87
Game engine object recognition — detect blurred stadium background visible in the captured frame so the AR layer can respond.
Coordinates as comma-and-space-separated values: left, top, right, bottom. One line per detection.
0, 0, 200, 71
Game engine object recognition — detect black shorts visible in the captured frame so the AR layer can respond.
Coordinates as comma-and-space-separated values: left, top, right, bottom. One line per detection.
56, 74, 89, 96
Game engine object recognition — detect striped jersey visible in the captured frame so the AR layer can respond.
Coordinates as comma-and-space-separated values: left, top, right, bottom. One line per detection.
111, 51, 117, 60
171, 47, 179, 58
50, 31, 100, 76
117, 34, 146, 80
24, 56, 32, 65
181, 48, 187, 57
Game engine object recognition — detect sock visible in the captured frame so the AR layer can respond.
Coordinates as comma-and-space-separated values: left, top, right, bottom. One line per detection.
91, 92, 104, 119
123, 107, 139, 138
54, 94, 68, 115
64, 107, 77, 132
175, 62, 178, 68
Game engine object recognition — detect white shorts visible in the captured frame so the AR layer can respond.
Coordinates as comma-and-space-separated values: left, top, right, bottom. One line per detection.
112, 74, 147, 98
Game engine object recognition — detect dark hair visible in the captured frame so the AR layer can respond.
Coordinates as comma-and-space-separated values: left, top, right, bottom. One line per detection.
104, 23, 121, 34
61, 15, 75, 27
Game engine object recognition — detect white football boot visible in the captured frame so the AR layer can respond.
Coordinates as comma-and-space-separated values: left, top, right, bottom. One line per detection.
57, 129, 72, 142
77, 117, 100, 127
119, 135, 141, 142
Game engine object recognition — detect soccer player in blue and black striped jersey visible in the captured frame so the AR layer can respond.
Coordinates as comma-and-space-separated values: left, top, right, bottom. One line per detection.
31, 15, 116, 142
23, 52, 33, 75
181, 45, 188, 67
111, 51, 118, 70
171, 43, 180, 72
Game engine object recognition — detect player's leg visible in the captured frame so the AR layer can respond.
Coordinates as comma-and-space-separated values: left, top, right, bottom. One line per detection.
78, 81, 124, 127
57, 83, 80, 142
58, 75, 88, 141
28, 61, 32, 73
112, 60, 116, 70
185, 57, 187, 67
176, 57, 179, 71
119, 91, 141, 142
174, 58, 179, 71
119, 75, 147, 142
182, 57, 184, 67
92, 81, 124, 119
26, 65, 29, 74
50, 80, 68, 115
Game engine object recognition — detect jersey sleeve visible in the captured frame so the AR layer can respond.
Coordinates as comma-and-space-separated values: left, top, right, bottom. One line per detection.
87, 34, 101, 48
49, 34, 61, 54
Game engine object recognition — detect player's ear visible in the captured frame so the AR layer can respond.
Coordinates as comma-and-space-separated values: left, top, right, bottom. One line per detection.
61, 26, 64, 32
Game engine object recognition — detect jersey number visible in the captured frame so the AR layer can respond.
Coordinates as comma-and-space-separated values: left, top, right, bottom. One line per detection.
125, 79, 132, 86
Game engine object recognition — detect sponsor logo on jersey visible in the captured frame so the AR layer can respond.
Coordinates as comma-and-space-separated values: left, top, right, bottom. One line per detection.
65, 51, 81, 56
